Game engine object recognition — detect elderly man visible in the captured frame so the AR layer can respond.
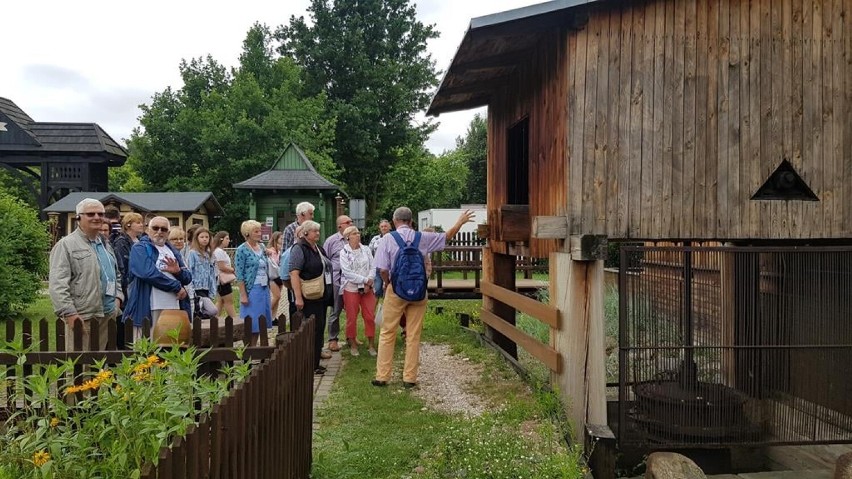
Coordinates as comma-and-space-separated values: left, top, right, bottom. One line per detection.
368, 219, 391, 255
123, 216, 192, 340
283, 201, 315, 251
372, 207, 473, 388
49, 198, 124, 351
323, 215, 353, 352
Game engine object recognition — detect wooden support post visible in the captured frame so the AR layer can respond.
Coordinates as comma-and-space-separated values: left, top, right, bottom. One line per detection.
482, 247, 518, 358
551, 252, 606, 441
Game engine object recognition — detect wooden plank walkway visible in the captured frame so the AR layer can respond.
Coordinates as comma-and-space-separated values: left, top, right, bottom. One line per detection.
428, 278, 547, 299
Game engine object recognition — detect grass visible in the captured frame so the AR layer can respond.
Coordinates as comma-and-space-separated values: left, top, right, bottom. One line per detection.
311, 305, 586, 479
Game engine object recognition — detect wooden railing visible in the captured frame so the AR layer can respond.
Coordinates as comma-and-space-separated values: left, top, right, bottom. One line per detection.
141, 315, 314, 479
1, 313, 315, 478
480, 280, 562, 373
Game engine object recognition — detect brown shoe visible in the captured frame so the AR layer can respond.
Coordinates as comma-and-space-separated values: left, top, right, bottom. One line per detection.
328, 340, 341, 352
320, 351, 332, 359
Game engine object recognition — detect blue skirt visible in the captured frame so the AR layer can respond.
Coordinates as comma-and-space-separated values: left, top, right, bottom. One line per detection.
242, 284, 272, 333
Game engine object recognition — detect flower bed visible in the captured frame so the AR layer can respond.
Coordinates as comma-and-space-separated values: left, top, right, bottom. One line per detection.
0, 339, 250, 479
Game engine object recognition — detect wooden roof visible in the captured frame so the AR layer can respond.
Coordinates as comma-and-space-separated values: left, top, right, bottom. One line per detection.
0, 97, 127, 164
43, 192, 224, 217
233, 142, 342, 193
427, 0, 600, 116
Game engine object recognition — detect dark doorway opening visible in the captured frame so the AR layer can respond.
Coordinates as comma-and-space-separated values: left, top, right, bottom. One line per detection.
507, 117, 529, 205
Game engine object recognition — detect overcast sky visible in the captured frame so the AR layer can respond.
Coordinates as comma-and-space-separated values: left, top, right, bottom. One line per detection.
1, 0, 537, 155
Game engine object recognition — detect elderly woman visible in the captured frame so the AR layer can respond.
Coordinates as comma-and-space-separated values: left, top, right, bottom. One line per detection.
234, 220, 273, 345
340, 226, 377, 356
168, 226, 186, 258
289, 220, 334, 374
112, 212, 144, 348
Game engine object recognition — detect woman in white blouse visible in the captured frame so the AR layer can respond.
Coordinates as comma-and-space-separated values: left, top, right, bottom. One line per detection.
339, 226, 377, 356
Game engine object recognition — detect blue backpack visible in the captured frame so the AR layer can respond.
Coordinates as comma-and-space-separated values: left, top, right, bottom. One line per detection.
390, 231, 427, 301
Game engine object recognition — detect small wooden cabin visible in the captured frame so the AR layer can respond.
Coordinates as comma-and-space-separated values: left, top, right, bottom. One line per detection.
430, 0, 851, 470
233, 142, 346, 242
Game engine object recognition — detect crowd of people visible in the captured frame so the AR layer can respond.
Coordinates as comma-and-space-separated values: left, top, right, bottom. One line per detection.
48, 197, 473, 387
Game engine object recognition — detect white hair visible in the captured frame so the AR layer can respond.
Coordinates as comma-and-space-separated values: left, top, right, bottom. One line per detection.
295, 201, 315, 217
300, 220, 321, 236
75, 198, 104, 215
392, 207, 413, 224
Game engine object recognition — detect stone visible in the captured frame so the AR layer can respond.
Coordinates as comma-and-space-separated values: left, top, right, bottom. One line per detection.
835, 452, 852, 479
645, 452, 706, 479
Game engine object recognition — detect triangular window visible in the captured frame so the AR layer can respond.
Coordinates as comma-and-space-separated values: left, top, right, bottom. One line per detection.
750, 160, 819, 201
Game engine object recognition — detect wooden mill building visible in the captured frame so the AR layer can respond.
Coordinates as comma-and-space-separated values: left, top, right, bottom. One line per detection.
430, 0, 851, 473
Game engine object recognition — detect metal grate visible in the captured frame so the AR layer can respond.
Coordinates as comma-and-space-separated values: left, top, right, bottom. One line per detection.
617, 245, 852, 447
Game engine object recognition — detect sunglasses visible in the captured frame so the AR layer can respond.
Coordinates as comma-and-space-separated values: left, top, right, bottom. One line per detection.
150, 226, 170, 233
82, 212, 105, 218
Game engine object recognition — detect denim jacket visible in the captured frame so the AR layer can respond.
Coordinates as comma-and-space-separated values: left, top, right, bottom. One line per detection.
234, 242, 268, 293
186, 249, 217, 294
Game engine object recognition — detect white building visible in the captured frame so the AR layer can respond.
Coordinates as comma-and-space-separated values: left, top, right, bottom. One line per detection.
417, 205, 487, 234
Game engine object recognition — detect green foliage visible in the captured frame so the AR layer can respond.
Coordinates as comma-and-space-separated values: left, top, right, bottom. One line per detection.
456, 114, 487, 204
108, 163, 146, 193
127, 24, 338, 234
377, 145, 468, 220
0, 168, 39, 208
278, 0, 440, 215
0, 193, 49, 317
0, 339, 250, 478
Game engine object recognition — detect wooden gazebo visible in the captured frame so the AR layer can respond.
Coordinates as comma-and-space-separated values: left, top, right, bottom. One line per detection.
0, 97, 127, 215
430, 0, 851, 474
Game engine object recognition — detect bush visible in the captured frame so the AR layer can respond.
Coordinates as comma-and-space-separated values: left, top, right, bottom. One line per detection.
0, 193, 50, 317
0, 339, 251, 478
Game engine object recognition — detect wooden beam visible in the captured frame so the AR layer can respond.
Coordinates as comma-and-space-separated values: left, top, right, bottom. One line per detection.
569, 234, 608, 261
476, 223, 491, 239
499, 204, 530, 242
480, 309, 561, 373
481, 280, 560, 329
482, 249, 518, 358
532, 215, 569, 239
550, 252, 606, 441
452, 50, 531, 74
438, 77, 511, 96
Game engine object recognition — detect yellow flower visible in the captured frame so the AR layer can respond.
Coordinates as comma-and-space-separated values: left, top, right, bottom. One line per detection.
147, 355, 161, 365
50, 417, 60, 428
132, 371, 151, 382
96, 370, 113, 382
32, 450, 50, 467
64, 385, 81, 396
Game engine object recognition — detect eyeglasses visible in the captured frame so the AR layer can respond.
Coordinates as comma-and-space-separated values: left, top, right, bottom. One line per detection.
150, 226, 170, 233
82, 212, 105, 218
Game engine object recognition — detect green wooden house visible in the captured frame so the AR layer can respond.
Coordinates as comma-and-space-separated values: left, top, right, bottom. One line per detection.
233, 143, 345, 242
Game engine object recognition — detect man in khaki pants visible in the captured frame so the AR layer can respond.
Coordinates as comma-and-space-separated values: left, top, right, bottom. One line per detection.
371, 207, 473, 388
49, 198, 123, 351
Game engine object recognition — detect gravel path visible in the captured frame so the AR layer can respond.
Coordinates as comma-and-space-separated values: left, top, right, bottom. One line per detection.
412, 343, 490, 417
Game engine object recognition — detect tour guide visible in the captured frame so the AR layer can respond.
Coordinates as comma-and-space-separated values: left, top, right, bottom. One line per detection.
371, 207, 474, 389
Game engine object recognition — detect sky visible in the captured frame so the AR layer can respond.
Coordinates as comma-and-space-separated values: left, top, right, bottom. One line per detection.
1, 0, 539, 155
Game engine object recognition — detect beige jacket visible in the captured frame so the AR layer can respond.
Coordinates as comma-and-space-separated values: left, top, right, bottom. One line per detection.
49, 228, 124, 319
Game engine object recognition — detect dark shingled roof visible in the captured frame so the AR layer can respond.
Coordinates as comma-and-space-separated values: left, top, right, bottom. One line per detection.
0, 97, 127, 162
234, 142, 340, 191
43, 192, 224, 217
234, 169, 339, 190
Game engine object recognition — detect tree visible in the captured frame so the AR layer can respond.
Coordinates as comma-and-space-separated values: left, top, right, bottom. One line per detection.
127, 24, 338, 233
378, 145, 468, 219
277, 0, 440, 215
0, 193, 50, 316
456, 114, 487, 204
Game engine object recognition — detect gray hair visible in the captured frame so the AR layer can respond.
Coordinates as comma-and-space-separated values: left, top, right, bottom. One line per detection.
299, 220, 321, 237
75, 198, 104, 215
392, 207, 413, 224
295, 202, 315, 217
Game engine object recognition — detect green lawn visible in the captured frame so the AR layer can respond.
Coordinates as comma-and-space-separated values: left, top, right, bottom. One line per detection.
312, 304, 586, 479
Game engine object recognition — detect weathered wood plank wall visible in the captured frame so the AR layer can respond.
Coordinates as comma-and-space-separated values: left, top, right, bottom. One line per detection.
563, 0, 851, 241
488, 0, 851, 256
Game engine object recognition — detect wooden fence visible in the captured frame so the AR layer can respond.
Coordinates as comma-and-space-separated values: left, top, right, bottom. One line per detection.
1, 313, 315, 478
141, 315, 314, 479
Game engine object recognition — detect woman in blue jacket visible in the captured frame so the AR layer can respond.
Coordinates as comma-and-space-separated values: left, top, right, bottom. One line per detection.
235, 220, 272, 346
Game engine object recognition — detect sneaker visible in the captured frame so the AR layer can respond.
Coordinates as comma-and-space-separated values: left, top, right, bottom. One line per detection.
328, 340, 341, 352
349, 348, 359, 357
368, 348, 377, 357
403, 381, 417, 389
314, 366, 327, 375
371, 379, 388, 387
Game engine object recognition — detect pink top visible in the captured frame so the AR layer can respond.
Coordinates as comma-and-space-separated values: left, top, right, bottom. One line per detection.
373, 225, 446, 273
